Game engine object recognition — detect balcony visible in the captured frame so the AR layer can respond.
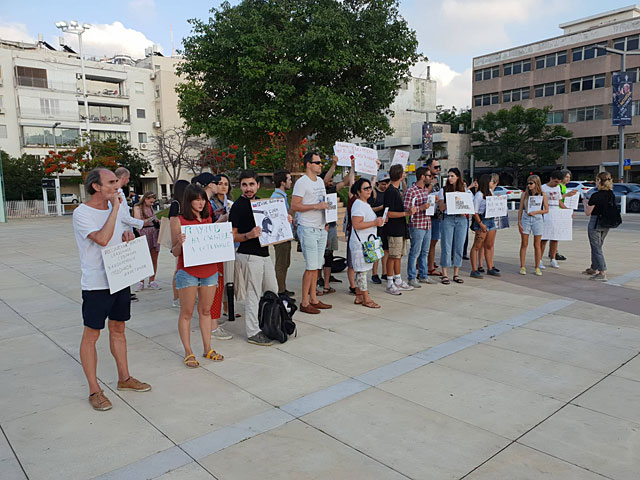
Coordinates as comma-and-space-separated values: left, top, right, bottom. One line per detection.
79, 113, 130, 125
81, 87, 129, 99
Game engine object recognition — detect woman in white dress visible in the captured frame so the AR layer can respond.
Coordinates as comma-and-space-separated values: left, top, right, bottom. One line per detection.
349, 178, 385, 309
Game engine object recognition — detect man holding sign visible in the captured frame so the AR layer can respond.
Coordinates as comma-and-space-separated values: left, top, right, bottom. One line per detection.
72, 169, 151, 411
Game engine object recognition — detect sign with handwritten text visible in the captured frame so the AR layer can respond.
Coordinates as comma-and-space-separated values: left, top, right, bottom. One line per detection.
101, 236, 154, 294
181, 222, 235, 267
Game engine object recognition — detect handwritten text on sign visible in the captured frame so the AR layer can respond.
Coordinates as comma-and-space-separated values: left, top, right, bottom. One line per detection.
485, 195, 508, 218
353, 146, 378, 176
542, 208, 573, 241
251, 198, 294, 247
181, 222, 235, 267
333, 142, 354, 167
101, 236, 154, 294
563, 191, 580, 210
391, 150, 410, 169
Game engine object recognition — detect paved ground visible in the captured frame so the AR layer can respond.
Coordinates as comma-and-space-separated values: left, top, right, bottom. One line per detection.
1, 212, 639, 480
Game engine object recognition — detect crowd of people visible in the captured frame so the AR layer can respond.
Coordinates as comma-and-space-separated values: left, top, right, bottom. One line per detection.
72, 159, 620, 411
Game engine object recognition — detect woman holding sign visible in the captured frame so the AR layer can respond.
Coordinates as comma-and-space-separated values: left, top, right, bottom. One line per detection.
171, 184, 223, 368
518, 175, 549, 276
469, 175, 499, 279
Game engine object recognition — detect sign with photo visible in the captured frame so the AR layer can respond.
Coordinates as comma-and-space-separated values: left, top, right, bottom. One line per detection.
181, 222, 236, 267
445, 192, 475, 215
325, 193, 338, 223
613, 71, 635, 127
101, 236, 154, 294
251, 198, 294, 246
422, 122, 433, 154
424, 193, 436, 216
527, 195, 543, 213
485, 195, 508, 218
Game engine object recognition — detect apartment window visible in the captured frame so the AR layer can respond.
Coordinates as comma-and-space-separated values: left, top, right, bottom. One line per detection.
154, 85, 160, 98
0, 125, 7, 138
576, 136, 602, 151
40, 98, 60, 116
135, 82, 144, 94
156, 109, 161, 121
570, 74, 605, 92
138, 132, 148, 143
546, 111, 564, 124
22, 126, 78, 146
613, 35, 640, 52
82, 104, 129, 123
607, 133, 640, 149
535, 51, 567, 69
572, 43, 607, 62
567, 105, 604, 123
474, 66, 500, 81
90, 131, 129, 141
503, 59, 531, 76
502, 87, 530, 103
136, 108, 146, 119
473, 92, 499, 107
534, 81, 565, 98
16, 66, 48, 88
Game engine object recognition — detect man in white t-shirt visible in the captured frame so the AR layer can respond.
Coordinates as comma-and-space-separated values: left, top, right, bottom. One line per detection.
540, 170, 568, 269
73, 168, 151, 411
291, 151, 331, 314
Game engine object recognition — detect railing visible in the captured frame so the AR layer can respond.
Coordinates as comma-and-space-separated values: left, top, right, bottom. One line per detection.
79, 114, 130, 124
6, 200, 61, 218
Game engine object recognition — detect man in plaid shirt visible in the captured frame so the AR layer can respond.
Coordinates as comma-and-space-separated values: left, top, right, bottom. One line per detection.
403, 166, 436, 287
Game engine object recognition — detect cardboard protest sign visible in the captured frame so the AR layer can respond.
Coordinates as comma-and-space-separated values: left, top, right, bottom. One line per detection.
445, 192, 475, 215
353, 145, 378, 176
251, 198, 294, 246
485, 195, 508, 218
181, 222, 236, 267
528, 195, 543, 213
542, 208, 573, 241
101, 236, 154, 294
563, 191, 580, 210
391, 150, 410, 169
325, 193, 338, 223
425, 193, 436, 216
333, 142, 354, 167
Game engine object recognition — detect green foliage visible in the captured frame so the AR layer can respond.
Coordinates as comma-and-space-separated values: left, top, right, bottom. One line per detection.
436, 106, 472, 133
177, 0, 422, 171
1, 150, 46, 201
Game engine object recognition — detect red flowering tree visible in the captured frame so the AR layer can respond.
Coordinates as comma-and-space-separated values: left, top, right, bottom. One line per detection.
199, 143, 239, 174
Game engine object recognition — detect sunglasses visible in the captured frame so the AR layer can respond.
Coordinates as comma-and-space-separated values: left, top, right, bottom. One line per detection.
527, 182, 535, 185
433, 165, 441, 170
308, 160, 323, 165
363, 186, 372, 191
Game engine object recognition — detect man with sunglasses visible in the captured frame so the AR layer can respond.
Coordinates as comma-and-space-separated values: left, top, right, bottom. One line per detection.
368, 171, 391, 284
291, 151, 332, 314
426, 158, 443, 276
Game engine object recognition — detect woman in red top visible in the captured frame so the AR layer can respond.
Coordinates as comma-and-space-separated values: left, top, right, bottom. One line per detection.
171, 184, 223, 368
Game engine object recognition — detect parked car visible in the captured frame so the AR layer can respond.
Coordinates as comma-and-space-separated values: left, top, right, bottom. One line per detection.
61, 193, 79, 204
566, 181, 596, 195
584, 183, 640, 212
493, 186, 522, 201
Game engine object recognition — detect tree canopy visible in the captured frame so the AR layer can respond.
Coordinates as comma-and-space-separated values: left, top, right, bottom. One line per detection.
177, 0, 422, 171
1, 150, 46, 201
436, 106, 471, 134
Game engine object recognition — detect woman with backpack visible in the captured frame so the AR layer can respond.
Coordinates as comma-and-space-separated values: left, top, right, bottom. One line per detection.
517, 175, 549, 275
583, 172, 618, 281
350, 178, 385, 308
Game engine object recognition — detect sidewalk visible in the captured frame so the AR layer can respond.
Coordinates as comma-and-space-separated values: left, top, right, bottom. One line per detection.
1, 215, 639, 479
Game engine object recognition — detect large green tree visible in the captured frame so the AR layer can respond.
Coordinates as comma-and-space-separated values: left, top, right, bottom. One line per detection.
436, 106, 472, 133
472, 105, 575, 181
1, 150, 45, 201
177, 0, 422, 171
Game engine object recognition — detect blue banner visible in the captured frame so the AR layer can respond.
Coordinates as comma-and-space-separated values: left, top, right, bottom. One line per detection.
612, 71, 635, 126
421, 122, 433, 155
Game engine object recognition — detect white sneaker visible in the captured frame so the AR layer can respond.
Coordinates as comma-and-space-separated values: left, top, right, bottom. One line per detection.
538, 261, 546, 270
148, 281, 162, 290
212, 327, 233, 340
550, 259, 559, 269
172, 298, 180, 308
419, 277, 436, 284
407, 279, 422, 288
133, 281, 144, 292
385, 284, 402, 295
396, 281, 414, 291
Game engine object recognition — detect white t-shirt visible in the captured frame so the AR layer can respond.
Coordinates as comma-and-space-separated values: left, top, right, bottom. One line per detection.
292, 174, 327, 228
118, 188, 143, 231
542, 184, 562, 209
349, 199, 377, 271
73, 203, 127, 291
473, 191, 487, 215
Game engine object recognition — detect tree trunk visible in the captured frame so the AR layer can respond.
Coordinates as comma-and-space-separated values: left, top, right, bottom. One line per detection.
284, 128, 311, 172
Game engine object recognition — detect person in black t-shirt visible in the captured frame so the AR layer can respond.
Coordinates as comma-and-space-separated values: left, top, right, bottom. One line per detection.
583, 171, 615, 281
368, 171, 390, 283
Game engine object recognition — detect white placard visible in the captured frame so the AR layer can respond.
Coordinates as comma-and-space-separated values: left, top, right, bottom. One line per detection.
528, 195, 543, 213
425, 194, 436, 216
251, 198, 294, 246
333, 142, 354, 166
353, 145, 379, 176
445, 192, 475, 215
382, 207, 389, 222
391, 150, 410, 169
325, 193, 338, 223
485, 195, 508, 218
563, 191, 580, 210
542, 208, 573, 241
101, 236, 154, 294
181, 222, 236, 267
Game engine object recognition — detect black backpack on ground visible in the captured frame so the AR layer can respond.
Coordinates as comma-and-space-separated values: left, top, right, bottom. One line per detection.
258, 291, 297, 343
330, 256, 347, 273
598, 192, 622, 229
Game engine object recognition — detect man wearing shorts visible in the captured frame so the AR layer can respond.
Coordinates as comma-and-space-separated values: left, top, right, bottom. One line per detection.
291, 151, 332, 314
73, 168, 151, 411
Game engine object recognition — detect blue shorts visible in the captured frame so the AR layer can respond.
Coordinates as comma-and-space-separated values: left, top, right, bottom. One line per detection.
431, 217, 441, 241
520, 213, 543, 236
175, 269, 219, 289
298, 225, 328, 270
471, 216, 497, 232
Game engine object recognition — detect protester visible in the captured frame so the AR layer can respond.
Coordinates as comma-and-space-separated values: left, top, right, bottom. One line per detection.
349, 178, 385, 308
426, 158, 444, 276
169, 179, 190, 307
469, 174, 500, 278
552, 168, 578, 262
344, 192, 358, 295
133, 192, 161, 291
73, 168, 151, 411
171, 184, 224, 367
517, 175, 548, 275
540, 170, 568, 269
368, 171, 390, 284
403, 166, 435, 287
271, 169, 294, 296
437, 168, 467, 284
231, 170, 287, 344
583, 172, 615, 281
291, 151, 332, 314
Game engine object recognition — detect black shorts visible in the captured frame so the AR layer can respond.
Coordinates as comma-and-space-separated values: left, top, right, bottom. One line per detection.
82, 288, 131, 330
378, 229, 389, 251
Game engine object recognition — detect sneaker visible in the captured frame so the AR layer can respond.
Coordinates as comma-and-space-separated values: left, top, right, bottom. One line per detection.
462, 255, 470, 260
148, 281, 162, 290
538, 261, 546, 270
284, 289, 296, 297
582, 268, 596, 276
172, 298, 180, 308
477, 267, 485, 273
407, 279, 422, 288
470, 270, 483, 279
550, 259, 559, 269
371, 275, 382, 284
418, 276, 436, 284
213, 326, 232, 340
555, 253, 567, 261
385, 284, 402, 295
519, 267, 526, 275
130, 294, 139, 303
117, 377, 151, 392
396, 281, 414, 291
535, 268, 543, 276
133, 281, 144, 292
89, 390, 112, 411
329, 275, 342, 283
381, 274, 388, 281
247, 332, 273, 346
590, 273, 608, 281
487, 268, 501, 277
492, 267, 501, 273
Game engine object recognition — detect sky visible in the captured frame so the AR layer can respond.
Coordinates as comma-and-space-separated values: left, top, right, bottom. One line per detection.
0, 0, 636, 109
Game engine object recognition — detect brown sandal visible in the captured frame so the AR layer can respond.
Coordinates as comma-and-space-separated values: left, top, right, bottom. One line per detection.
428, 268, 443, 276
362, 301, 380, 309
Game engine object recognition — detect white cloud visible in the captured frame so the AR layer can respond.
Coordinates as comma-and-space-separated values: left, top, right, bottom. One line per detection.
411, 61, 472, 110
0, 20, 35, 43
60, 22, 162, 59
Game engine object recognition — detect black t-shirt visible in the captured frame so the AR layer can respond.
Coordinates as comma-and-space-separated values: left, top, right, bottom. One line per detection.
368, 188, 386, 217
168, 200, 180, 218
588, 190, 614, 216
229, 195, 269, 257
383, 184, 406, 237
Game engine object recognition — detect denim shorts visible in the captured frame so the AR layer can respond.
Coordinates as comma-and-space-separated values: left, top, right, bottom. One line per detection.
471, 215, 496, 232
175, 269, 219, 289
520, 213, 543, 236
431, 217, 441, 241
298, 224, 327, 270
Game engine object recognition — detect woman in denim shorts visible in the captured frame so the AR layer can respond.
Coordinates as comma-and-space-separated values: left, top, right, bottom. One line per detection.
469, 174, 499, 279
171, 184, 223, 368
517, 175, 549, 276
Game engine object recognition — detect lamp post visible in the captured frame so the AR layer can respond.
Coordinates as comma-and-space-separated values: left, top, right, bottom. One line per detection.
552, 136, 570, 170
51, 122, 62, 216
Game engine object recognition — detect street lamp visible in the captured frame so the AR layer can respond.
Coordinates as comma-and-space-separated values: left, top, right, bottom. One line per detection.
552, 136, 570, 170
51, 121, 62, 216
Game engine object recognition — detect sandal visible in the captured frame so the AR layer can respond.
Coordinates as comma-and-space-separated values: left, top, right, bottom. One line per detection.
323, 287, 336, 295
184, 354, 199, 368
203, 349, 224, 362
453, 276, 464, 284
362, 301, 380, 309
428, 269, 443, 277
354, 295, 363, 305
441, 276, 450, 285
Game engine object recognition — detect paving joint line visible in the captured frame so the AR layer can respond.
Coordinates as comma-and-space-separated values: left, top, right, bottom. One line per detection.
0, 424, 28, 480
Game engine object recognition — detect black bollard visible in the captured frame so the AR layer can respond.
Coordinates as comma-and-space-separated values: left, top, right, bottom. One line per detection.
226, 282, 235, 321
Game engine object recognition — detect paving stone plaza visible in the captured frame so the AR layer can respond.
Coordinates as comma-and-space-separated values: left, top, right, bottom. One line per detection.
1, 213, 640, 479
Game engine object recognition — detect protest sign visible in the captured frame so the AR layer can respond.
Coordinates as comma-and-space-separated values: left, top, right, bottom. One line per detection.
445, 192, 475, 215
251, 198, 294, 246
528, 195, 543, 213
391, 150, 410, 169
325, 193, 338, 223
353, 145, 378, 176
181, 222, 235, 267
542, 208, 573, 241
485, 195, 508, 218
101, 236, 154, 294
563, 191, 580, 210
382, 207, 389, 222
333, 142, 354, 167
425, 194, 436, 216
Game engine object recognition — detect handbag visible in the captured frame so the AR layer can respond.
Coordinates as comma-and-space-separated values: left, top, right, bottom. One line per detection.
354, 230, 384, 263
158, 217, 172, 249
597, 193, 622, 229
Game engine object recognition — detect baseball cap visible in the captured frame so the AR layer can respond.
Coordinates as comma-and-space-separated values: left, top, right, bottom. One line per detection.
377, 171, 390, 182
192, 172, 217, 187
